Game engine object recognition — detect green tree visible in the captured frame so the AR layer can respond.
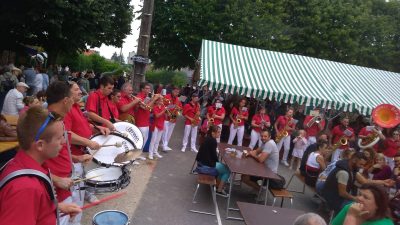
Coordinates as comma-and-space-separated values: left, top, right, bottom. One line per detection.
0, 0, 133, 63
145, 70, 187, 87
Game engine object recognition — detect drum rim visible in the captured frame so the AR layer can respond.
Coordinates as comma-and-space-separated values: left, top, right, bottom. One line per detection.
92, 210, 129, 223
113, 121, 144, 149
91, 132, 137, 149
85, 167, 123, 181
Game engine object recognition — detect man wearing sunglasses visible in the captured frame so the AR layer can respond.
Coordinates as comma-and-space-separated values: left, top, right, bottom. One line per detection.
0, 107, 81, 225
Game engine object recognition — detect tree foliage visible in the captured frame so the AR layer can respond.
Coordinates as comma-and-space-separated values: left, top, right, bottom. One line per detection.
57, 53, 127, 74
0, 0, 133, 62
145, 70, 187, 87
150, 0, 400, 72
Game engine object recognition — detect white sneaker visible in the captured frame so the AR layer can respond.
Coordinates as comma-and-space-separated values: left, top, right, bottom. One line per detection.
137, 156, 147, 161
148, 154, 154, 160
281, 160, 289, 166
155, 153, 163, 158
163, 146, 172, 151
191, 148, 198, 153
181, 147, 186, 152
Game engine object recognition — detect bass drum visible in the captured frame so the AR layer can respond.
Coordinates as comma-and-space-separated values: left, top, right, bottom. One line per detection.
88, 133, 136, 167
114, 122, 144, 150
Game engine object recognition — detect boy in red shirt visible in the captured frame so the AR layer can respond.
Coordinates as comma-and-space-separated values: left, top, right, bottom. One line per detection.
227, 98, 249, 146
330, 117, 355, 162
205, 98, 225, 143
249, 107, 270, 149
148, 98, 166, 159
303, 108, 326, 146
161, 86, 182, 151
181, 93, 201, 152
274, 107, 296, 166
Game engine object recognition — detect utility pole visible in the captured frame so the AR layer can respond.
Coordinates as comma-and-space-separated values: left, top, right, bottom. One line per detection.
131, 0, 154, 92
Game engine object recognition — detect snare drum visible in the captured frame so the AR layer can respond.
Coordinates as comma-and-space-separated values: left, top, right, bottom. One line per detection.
85, 167, 130, 193
114, 122, 144, 150
88, 133, 136, 167
93, 210, 129, 225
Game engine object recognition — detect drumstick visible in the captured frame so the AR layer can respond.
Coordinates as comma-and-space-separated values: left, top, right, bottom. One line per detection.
60, 192, 127, 217
92, 135, 113, 156
73, 174, 103, 184
100, 142, 123, 148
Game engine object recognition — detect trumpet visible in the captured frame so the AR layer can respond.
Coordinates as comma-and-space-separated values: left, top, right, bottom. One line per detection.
307, 115, 322, 127
331, 136, 348, 150
131, 95, 152, 111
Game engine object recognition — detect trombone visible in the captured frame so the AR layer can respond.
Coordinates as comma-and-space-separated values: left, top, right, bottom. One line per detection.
306, 115, 323, 127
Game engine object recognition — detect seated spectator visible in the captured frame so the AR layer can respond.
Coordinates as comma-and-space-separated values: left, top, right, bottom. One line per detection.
300, 132, 328, 176
241, 129, 279, 191
332, 183, 394, 225
360, 148, 376, 178
195, 125, 230, 197
383, 130, 400, 170
304, 140, 328, 187
368, 153, 392, 181
393, 155, 400, 189
321, 152, 394, 215
0, 114, 17, 141
1, 82, 29, 115
19, 96, 40, 115
293, 213, 327, 225
316, 149, 355, 194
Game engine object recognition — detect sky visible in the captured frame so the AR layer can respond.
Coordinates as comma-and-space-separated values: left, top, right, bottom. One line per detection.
95, 0, 142, 60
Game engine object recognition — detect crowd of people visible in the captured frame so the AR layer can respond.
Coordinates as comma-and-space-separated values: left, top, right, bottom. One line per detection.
0, 62, 399, 224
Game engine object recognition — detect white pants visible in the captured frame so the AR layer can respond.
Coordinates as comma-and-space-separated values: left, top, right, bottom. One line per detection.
60, 193, 83, 225
139, 126, 150, 147
307, 136, 317, 147
249, 130, 261, 149
149, 127, 163, 156
162, 121, 176, 148
228, 124, 245, 146
182, 125, 198, 149
276, 135, 291, 162
69, 163, 85, 225
332, 148, 343, 162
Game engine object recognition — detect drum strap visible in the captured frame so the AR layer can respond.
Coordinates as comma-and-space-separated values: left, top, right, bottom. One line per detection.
0, 167, 60, 225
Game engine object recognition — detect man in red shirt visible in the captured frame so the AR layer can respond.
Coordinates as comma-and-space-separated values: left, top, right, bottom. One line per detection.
330, 117, 355, 162
117, 83, 140, 122
181, 93, 201, 152
135, 82, 161, 158
249, 107, 270, 149
228, 98, 249, 146
358, 123, 385, 152
0, 106, 81, 225
86, 76, 119, 130
161, 86, 183, 151
274, 107, 296, 166
205, 98, 225, 143
148, 97, 166, 159
383, 130, 400, 169
303, 108, 326, 146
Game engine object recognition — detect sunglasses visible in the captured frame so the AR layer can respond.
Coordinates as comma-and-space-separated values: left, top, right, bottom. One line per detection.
34, 112, 60, 141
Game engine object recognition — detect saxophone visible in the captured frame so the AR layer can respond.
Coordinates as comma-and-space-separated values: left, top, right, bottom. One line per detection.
191, 105, 201, 127
234, 111, 242, 129
275, 118, 292, 143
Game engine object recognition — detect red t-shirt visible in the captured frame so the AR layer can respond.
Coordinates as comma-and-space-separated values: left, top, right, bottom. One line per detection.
86, 89, 119, 124
251, 114, 271, 133
0, 151, 56, 225
117, 92, 135, 116
42, 127, 72, 202
303, 115, 326, 137
207, 106, 225, 126
276, 116, 296, 135
331, 125, 354, 150
164, 94, 182, 123
183, 102, 200, 125
383, 138, 399, 157
230, 107, 249, 126
134, 92, 151, 127
64, 103, 93, 156
151, 105, 165, 131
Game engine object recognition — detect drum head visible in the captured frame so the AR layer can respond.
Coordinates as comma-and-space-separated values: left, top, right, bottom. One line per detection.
114, 122, 144, 150
86, 167, 123, 182
93, 210, 129, 225
88, 134, 136, 166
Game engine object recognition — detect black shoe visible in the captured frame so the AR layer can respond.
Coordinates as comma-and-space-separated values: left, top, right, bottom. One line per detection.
216, 190, 229, 197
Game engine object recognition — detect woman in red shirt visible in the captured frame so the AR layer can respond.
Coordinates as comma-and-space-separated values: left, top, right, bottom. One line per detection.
227, 98, 249, 146
383, 130, 400, 169
249, 107, 270, 149
148, 98, 166, 160
205, 98, 225, 142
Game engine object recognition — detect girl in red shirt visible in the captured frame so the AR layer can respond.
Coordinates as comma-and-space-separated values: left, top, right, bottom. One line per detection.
227, 98, 249, 146
249, 107, 270, 149
148, 98, 166, 160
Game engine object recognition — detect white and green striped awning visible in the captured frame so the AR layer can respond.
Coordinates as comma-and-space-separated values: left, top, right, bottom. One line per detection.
198, 40, 400, 115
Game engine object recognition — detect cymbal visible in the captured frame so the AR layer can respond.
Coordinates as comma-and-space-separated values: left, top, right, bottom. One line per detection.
114, 150, 142, 164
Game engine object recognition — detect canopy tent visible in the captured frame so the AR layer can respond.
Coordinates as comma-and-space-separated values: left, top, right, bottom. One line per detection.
198, 40, 400, 115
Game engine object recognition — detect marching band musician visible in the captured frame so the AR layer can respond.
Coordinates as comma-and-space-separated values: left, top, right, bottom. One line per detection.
274, 107, 296, 166
227, 98, 249, 146
358, 122, 385, 152
303, 108, 326, 146
181, 93, 201, 153
117, 83, 141, 122
148, 97, 166, 160
330, 117, 355, 162
0, 107, 81, 225
161, 86, 182, 151
86, 76, 120, 131
249, 107, 270, 149
134, 82, 161, 158
383, 130, 400, 169
205, 98, 225, 143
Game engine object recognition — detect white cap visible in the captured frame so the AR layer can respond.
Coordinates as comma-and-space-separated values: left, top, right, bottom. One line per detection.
16, 82, 29, 88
